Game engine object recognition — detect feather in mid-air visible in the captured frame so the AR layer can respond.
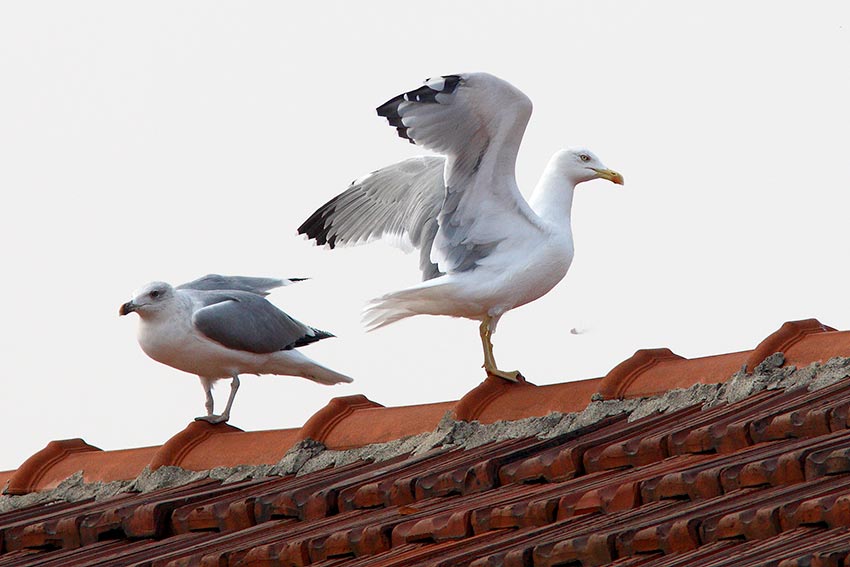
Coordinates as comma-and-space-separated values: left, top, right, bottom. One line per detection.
119, 274, 352, 423
299, 73, 623, 381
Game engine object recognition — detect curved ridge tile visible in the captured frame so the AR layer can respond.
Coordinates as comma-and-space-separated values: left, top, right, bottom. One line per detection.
72, 446, 160, 484
454, 376, 538, 422
150, 421, 243, 470
600, 348, 750, 400
5, 439, 101, 495
297, 395, 384, 445
472, 378, 604, 424
599, 348, 685, 399
331, 402, 456, 449
168, 427, 301, 471
746, 319, 836, 372
454, 375, 604, 424
784, 330, 850, 369
300, 395, 454, 449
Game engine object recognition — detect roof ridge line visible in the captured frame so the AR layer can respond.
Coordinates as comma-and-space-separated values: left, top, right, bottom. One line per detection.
4, 356, 849, 507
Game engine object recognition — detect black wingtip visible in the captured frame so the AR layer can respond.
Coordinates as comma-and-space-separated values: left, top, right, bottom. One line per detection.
298, 200, 339, 248
290, 328, 335, 349
376, 93, 405, 118
376, 75, 463, 144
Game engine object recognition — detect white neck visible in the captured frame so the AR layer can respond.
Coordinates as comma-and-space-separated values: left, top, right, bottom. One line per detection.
529, 158, 577, 228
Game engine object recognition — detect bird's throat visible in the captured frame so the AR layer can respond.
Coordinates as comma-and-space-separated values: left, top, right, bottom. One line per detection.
529, 171, 576, 227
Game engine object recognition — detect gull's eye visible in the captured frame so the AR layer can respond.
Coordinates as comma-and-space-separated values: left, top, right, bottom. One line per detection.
579, 154, 590, 162
150, 290, 161, 299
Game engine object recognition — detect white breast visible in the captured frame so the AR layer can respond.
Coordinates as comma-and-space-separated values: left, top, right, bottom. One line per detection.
492, 229, 574, 313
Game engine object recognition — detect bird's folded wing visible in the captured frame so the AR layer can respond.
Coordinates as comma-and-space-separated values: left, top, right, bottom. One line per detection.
377, 73, 541, 274
178, 274, 303, 296
191, 291, 332, 354
298, 156, 447, 281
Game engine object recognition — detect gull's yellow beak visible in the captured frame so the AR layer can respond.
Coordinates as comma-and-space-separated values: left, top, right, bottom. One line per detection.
592, 168, 624, 185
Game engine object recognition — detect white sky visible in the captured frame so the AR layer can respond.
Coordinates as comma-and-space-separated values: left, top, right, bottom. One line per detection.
1, 2, 849, 472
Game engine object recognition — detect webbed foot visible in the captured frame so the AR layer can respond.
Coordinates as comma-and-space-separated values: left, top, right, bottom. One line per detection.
485, 367, 525, 383
194, 413, 230, 424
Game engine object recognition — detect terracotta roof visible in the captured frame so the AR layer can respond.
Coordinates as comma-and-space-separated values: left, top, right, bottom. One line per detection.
2, 317, 850, 566
3, 369, 850, 564
2, 318, 849, 493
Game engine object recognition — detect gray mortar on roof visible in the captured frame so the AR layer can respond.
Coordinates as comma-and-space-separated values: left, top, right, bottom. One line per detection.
3, 355, 850, 513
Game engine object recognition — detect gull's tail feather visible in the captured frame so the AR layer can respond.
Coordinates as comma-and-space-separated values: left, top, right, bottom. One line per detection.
362, 283, 449, 331
304, 364, 354, 386
362, 303, 417, 332
268, 350, 354, 385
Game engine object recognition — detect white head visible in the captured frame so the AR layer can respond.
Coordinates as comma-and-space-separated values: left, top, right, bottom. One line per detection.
119, 281, 176, 318
552, 147, 624, 186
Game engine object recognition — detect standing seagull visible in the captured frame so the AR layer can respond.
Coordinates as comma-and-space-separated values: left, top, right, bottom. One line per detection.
119, 274, 353, 423
298, 73, 623, 381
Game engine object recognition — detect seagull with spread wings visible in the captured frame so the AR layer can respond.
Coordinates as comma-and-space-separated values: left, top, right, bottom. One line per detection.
119, 274, 352, 423
299, 73, 623, 381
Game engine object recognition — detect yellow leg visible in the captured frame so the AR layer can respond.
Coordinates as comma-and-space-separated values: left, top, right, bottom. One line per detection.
479, 316, 523, 382
479, 319, 497, 370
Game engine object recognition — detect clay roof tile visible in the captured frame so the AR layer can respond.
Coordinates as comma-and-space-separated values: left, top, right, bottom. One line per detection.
746, 318, 838, 372
5, 439, 159, 495
151, 420, 302, 471
298, 394, 455, 449
5, 317, 850, 566
455, 376, 603, 424
7, 371, 850, 565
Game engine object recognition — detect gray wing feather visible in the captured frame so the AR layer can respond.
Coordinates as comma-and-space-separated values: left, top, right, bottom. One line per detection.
298, 156, 446, 280
178, 274, 303, 296
376, 73, 538, 275
191, 291, 332, 354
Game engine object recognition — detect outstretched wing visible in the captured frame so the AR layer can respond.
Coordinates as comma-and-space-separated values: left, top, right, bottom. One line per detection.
298, 156, 447, 281
190, 291, 332, 354
178, 274, 304, 296
376, 73, 541, 275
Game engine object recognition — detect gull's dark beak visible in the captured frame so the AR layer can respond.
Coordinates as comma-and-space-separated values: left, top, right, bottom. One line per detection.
592, 168, 624, 185
119, 301, 137, 316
